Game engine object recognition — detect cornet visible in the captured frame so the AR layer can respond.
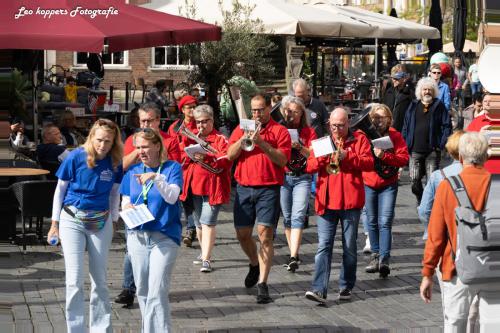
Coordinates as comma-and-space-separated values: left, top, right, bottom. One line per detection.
326, 137, 343, 175
241, 121, 262, 152
178, 123, 223, 174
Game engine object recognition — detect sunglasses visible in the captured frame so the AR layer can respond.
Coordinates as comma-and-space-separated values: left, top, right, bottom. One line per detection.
431, 71, 441, 75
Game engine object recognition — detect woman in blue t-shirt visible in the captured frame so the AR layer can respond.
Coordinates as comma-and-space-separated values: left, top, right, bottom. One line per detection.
47, 119, 123, 333
120, 129, 182, 332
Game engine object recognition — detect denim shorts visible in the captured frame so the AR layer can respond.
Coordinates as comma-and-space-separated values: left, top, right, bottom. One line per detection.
192, 195, 221, 227
233, 184, 281, 228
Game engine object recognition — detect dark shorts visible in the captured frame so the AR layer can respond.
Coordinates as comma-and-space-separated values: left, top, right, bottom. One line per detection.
234, 184, 281, 228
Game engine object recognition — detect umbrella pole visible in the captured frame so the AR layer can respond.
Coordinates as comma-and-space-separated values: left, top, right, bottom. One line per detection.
374, 38, 379, 82
32, 69, 38, 145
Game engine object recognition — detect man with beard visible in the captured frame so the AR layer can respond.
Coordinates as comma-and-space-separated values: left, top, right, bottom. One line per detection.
382, 68, 414, 132
402, 77, 451, 205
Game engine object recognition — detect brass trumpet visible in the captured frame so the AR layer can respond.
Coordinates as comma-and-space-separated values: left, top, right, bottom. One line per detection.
241, 121, 262, 152
326, 138, 343, 175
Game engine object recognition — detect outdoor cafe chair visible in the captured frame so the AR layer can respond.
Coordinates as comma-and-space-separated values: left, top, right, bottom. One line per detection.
10, 180, 57, 253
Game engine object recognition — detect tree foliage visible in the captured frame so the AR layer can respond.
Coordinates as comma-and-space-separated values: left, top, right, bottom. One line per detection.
180, 0, 276, 109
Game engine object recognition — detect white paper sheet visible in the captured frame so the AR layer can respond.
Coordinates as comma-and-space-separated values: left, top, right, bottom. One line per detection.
184, 144, 208, 160
120, 204, 155, 229
372, 136, 394, 150
240, 119, 256, 131
311, 136, 335, 157
288, 129, 299, 143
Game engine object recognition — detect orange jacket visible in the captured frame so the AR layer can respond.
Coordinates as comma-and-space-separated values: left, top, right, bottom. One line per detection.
421, 167, 491, 281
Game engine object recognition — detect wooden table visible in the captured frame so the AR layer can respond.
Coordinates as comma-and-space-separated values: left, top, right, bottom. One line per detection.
0, 168, 50, 177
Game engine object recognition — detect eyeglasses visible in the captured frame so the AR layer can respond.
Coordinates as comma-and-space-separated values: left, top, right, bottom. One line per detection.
330, 123, 346, 130
431, 71, 441, 75
251, 108, 266, 114
195, 119, 212, 125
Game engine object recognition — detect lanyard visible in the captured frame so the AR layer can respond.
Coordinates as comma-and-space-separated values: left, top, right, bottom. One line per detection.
133, 162, 163, 206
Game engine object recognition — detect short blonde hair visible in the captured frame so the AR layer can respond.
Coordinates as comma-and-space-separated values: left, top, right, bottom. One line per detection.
445, 130, 464, 160
459, 132, 489, 165
369, 103, 393, 124
133, 128, 165, 162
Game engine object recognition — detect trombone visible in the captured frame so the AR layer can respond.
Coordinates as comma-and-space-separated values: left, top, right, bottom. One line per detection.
241, 121, 262, 152
178, 123, 223, 174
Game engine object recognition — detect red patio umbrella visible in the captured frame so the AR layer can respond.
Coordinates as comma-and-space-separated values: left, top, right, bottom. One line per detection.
0, 0, 221, 52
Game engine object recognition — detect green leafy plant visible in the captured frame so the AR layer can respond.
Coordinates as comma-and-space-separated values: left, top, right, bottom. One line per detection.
180, 0, 276, 115
9, 69, 32, 121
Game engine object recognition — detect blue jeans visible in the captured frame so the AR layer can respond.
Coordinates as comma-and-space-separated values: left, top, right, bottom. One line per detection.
470, 82, 482, 95
280, 174, 312, 229
364, 184, 398, 263
127, 230, 179, 333
59, 210, 113, 333
361, 207, 369, 234
311, 209, 361, 297
122, 225, 136, 293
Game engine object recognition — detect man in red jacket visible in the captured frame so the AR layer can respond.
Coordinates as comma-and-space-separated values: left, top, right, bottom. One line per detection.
304, 107, 373, 304
227, 94, 291, 304
467, 93, 500, 174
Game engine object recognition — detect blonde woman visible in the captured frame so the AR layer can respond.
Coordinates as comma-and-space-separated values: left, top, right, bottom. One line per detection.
47, 119, 123, 332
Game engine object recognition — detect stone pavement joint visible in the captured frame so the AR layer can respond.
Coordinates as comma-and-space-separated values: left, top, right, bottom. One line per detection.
0, 182, 445, 332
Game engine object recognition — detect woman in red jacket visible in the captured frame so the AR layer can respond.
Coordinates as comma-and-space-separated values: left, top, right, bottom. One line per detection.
179, 105, 232, 273
362, 103, 409, 278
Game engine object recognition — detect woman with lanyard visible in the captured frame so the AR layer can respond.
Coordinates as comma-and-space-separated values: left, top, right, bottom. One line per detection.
46, 119, 123, 332
362, 104, 409, 278
280, 96, 317, 272
120, 129, 183, 332
180, 105, 232, 272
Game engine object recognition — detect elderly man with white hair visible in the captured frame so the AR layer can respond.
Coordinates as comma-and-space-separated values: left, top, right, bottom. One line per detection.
402, 77, 451, 205
420, 132, 500, 332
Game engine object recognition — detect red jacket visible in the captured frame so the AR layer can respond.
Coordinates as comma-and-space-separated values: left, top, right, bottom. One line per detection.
306, 130, 373, 214
362, 127, 409, 189
179, 129, 232, 205
467, 115, 500, 174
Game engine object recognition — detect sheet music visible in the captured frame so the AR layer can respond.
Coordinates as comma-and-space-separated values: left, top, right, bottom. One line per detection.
240, 119, 256, 131
372, 136, 394, 150
311, 136, 335, 157
288, 129, 299, 143
120, 204, 155, 229
184, 144, 207, 160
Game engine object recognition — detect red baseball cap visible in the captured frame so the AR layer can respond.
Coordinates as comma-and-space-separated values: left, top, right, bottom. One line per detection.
178, 95, 197, 110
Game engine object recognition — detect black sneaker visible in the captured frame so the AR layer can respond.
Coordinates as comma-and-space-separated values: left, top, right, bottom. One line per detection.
365, 253, 379, 273
338, 288, 352, 301
256, 283, 273, 304
287, 257, 299, 273
379, 263, 390, 278
114, 289, 134, 307
244, 264, 260, 288
305, 290, 326, 304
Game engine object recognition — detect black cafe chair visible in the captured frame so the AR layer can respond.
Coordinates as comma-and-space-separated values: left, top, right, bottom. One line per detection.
10, 180, 57, 253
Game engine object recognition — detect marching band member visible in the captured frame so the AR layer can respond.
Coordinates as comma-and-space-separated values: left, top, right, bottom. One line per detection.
168, 95, 199, 247
280, 96, 317, 272
304, 107, 373, 304
227, 94, 291, 304
123, 103, 181, 170
121, 129, 183, 332
362, 104, 409, 278
179, 105, 232, 272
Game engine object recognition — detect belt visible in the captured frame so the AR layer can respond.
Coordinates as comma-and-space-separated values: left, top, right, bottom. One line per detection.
285, 171, 303, 177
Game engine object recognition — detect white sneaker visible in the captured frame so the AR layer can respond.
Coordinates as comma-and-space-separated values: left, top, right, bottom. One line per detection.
193, 253, 202, 264
363, 236, 372, 254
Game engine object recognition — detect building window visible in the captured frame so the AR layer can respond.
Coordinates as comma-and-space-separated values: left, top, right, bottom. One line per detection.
152, 46, 191, 68
74, 46, 128, 68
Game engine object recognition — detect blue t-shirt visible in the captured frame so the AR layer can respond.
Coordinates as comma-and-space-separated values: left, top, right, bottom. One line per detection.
56, 147, 123, 211
120, 161, 183, 245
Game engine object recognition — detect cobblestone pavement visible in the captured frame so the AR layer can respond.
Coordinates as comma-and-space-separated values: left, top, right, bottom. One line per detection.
0, 181, 445, 332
